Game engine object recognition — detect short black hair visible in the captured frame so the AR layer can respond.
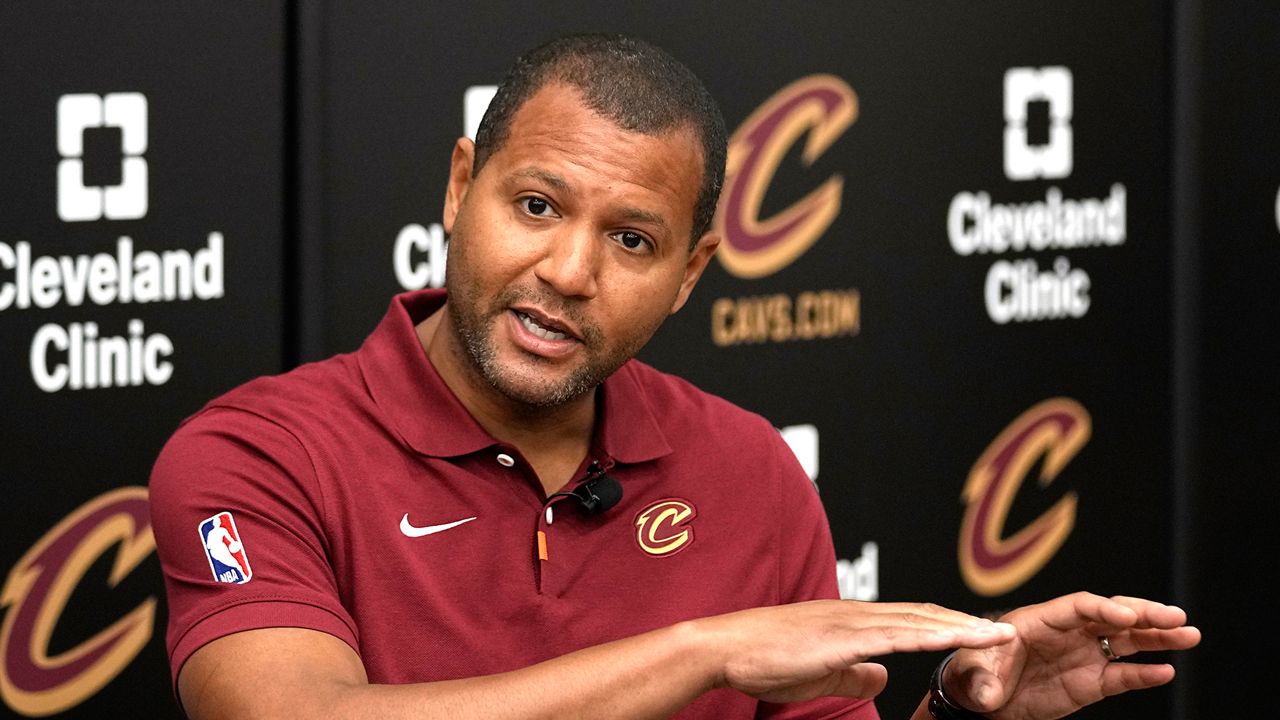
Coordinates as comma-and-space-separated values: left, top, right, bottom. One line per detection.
473, 34, 727, 246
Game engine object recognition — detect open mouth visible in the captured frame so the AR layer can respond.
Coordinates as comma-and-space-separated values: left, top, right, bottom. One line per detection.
514, 310, 572, 342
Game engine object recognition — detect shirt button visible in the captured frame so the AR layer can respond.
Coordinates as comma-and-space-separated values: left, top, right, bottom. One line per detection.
496, 453, 515, 467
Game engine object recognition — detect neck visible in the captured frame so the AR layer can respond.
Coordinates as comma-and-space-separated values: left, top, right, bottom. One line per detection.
417, 306, 595, 492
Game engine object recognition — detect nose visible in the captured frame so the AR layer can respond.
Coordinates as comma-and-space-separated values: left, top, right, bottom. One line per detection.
533, 224, 600, 299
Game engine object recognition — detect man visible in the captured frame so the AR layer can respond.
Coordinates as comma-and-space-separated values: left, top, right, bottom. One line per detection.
149, 34, 1198, 719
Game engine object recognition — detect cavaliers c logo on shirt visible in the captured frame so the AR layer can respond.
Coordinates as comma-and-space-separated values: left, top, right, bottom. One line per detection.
634, 499, 696, 556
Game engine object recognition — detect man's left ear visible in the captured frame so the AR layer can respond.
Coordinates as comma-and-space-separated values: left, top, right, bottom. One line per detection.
670, 233, 721, 314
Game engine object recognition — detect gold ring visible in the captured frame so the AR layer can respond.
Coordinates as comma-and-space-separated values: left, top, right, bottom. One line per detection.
1099, 635, 1120, 662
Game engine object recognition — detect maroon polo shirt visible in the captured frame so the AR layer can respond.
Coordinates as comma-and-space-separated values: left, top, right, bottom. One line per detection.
149, 289, 876, 719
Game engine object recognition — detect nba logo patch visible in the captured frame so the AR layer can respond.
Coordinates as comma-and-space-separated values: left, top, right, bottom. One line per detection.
199, 511, 252, 584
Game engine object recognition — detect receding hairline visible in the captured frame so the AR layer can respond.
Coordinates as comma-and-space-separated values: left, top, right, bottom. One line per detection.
481, 81, 707, 166
470, 34, 728, 247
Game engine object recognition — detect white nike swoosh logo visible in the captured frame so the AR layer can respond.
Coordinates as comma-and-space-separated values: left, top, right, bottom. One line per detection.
399, 514, 477, 537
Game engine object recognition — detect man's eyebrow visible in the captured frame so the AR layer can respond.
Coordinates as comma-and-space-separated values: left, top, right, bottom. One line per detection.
616, 206, 671, 235
512, 168, 570, 193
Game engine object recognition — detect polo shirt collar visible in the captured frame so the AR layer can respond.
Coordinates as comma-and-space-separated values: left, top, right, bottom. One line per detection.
358, 290, 672, 465
592, 358, 673, 464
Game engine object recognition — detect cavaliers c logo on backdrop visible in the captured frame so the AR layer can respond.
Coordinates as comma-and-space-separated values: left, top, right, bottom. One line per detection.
715, 75, 858, 279
0, 487, 156, 716
959, 398, 1091, 597
634, 499, 697, 557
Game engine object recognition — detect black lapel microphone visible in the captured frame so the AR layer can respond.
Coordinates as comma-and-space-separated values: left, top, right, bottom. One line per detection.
553, 461, 623, 515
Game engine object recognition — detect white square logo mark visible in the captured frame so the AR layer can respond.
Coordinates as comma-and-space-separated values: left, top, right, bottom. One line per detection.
57, 92, 148, 222
1003, 67, 1072, 181
463, 85, 498, 142
779, 423, 820, 482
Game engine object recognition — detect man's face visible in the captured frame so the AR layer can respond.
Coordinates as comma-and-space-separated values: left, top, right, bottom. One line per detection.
438, 82, 718, 408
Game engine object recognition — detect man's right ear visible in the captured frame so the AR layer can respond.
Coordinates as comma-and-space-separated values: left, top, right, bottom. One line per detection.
442, 138, 476, 234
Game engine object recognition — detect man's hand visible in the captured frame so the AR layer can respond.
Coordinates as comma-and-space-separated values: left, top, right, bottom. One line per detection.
696, 599, 1018, 704
938, 592, 1201, 720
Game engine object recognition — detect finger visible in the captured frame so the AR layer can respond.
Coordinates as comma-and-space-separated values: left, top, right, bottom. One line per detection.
1032, 592, 1139, 632
819, 601, 1019, 652
944, 654, 1012, 713
846, 600, 1009, 628
1085, 598, 1196, 642
1099, 661, 1178, 697
1101, 626, 1202, 657
1106, 596, 1190, 629
843, 617, 1016, 658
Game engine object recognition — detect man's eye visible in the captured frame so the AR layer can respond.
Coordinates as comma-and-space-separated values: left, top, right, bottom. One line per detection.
522, 197, 552, 216
616, 231, 650, 253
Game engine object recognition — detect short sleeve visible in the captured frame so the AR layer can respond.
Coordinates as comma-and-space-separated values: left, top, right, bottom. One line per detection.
148, 406, 359, 691
756, 427, 879, 720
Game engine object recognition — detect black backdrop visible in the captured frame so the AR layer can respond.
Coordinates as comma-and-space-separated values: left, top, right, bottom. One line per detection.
0, 2, 1273, 719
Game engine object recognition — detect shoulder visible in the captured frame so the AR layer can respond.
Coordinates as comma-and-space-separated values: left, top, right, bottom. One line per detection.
613, 360, 799, 487
616, 359, 777, 436
150, 353, 365, 499
175, 351, 366, 443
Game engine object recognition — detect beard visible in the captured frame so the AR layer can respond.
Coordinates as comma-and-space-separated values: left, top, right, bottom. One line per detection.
444, 230, 658, 409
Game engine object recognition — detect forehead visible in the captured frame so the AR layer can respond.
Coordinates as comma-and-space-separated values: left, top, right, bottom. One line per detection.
485, 83, 704, 233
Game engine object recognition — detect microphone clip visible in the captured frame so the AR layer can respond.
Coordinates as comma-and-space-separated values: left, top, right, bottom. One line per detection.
554, 461, 623, 515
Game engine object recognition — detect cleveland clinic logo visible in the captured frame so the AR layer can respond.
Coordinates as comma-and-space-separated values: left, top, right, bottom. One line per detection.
57, 93, 148, 222
1, 92, 225, 394
1003, 67, 1072, 181
946, 66, 1128, 325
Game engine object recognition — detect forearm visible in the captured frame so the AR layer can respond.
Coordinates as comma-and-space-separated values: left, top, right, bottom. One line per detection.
184, 621, 722, 720
183, 599, 1021, 720
348, 622, 714, 719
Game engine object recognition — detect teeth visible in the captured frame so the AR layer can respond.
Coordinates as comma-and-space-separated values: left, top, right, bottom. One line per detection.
518, 312, 568, 341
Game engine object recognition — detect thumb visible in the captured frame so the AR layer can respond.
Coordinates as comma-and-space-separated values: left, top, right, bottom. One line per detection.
838, 662, 889, 698
946, 658, 1009, 713
758, 662, 890, 704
